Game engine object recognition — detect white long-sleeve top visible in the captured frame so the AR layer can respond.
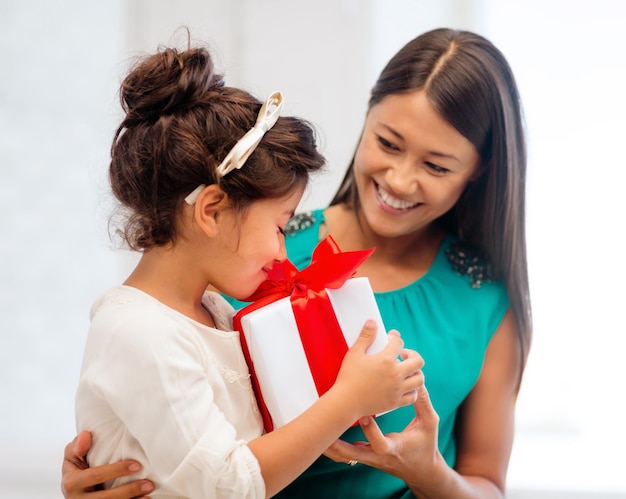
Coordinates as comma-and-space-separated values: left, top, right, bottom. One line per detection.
75, 285, 265, 498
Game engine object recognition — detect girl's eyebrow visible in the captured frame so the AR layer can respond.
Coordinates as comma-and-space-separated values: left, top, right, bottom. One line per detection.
379, 123, 462, 164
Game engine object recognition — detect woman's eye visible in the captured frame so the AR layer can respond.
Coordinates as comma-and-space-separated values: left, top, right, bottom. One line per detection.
426, 162, 449, 174
377, 135, 399, 151
278, 226, 285, 236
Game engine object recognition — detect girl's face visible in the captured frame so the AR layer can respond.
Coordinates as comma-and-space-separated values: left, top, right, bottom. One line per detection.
211, 188, 303, 300
353, 90, 481, 240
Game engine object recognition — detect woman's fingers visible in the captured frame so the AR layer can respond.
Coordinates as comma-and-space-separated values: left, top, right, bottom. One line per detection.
62, 431, 153, 498
358, 416, 393, 454
412, 384, 439, 427
62, 460, 153, 498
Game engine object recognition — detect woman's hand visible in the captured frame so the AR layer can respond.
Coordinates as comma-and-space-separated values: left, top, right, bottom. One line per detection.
61, 431, 154, 499
324, 384, 441, 479
326, 312, 521, 499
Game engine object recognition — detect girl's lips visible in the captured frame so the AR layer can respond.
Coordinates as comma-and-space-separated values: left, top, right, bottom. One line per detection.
375, 182, 421, 213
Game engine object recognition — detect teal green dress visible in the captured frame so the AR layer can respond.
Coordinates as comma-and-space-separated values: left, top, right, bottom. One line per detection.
225, 209, 509, 498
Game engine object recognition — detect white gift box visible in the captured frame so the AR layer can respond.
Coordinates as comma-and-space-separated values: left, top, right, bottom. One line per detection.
235, 277, 387, 430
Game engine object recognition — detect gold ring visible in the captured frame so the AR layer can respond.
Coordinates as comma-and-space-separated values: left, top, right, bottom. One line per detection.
347, 459, 358, 466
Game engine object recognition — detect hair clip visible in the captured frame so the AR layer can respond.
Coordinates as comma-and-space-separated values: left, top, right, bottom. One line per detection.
184, 91, 284, 205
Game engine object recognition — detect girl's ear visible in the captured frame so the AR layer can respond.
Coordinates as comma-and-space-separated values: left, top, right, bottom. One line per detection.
193, 184, 227, 237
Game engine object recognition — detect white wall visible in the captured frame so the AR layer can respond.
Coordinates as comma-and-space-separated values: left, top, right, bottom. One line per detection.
476, 0, 626, 494
0, 0, 126, 494
1, 0, 624, 497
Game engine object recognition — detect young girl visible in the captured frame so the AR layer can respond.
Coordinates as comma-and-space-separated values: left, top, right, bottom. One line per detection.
72, 44, 424, 498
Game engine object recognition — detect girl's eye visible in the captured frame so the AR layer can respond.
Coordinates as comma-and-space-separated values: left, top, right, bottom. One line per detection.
377, 135, 399, 151
426, 162, 449, 174
278, 226, 285, 236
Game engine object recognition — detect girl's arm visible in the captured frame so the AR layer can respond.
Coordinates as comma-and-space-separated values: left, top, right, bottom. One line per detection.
249, 324, 423, 498
324, 310, 521, 499
65, 321, 424, 499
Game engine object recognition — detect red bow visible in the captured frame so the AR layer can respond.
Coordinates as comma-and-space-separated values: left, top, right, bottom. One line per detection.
243, 234, 374, 302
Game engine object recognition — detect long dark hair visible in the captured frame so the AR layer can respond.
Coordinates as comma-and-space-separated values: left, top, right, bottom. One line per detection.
332, 28, 531, 380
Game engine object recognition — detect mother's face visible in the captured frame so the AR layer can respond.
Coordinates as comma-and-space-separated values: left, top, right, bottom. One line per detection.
352, 90, 481, 240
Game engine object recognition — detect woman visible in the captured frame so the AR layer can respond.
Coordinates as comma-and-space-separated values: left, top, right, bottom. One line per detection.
63, 27, 531, 498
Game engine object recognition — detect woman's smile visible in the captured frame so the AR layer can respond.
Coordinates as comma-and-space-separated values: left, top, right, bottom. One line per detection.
375, 181, 421, 212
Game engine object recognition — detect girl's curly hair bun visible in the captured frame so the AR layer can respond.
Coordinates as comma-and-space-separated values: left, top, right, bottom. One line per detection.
119, 46, 224, 126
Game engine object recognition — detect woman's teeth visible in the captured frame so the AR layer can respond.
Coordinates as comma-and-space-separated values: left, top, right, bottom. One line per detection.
377, 185, 418, 210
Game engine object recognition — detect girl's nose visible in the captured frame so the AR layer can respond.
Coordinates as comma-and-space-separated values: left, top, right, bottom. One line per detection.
275, 235, 288, 262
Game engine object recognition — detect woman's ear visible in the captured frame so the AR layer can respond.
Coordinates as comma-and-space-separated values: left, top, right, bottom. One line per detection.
468, 160, 487, 183
193, 184, 227, 237
470, 160, 491, 182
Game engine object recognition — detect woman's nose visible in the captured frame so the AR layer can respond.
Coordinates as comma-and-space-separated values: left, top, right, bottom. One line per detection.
385, 158, 419, 195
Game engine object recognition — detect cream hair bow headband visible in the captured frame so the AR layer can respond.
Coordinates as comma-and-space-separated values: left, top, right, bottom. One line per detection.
184, 91, 284, 205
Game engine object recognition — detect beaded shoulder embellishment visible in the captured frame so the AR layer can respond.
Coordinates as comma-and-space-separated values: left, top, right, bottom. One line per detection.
284, 211, 316, 237
445, 241, 494, 289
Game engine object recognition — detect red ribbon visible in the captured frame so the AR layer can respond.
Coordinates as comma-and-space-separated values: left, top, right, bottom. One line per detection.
233, 235, 374, 431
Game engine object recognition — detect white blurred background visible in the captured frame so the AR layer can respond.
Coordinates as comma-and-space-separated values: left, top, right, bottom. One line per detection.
1, 1, 625, 497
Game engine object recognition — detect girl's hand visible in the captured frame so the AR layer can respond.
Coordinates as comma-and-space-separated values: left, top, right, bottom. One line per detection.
61, 431, 154, 499
324, 384, 441, 480
335, 321, 425, 419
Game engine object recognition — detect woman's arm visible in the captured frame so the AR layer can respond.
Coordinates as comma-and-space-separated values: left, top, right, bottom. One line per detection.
447, 309, 521, 497
324, 310, 521, 498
